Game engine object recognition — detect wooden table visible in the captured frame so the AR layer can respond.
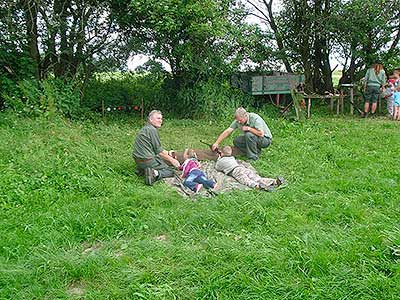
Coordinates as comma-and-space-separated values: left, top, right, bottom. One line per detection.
296, 92, 340, 118
339, 84, 355, 114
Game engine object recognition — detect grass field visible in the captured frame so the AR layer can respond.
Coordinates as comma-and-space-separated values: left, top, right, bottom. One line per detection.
1, 110, 399, 299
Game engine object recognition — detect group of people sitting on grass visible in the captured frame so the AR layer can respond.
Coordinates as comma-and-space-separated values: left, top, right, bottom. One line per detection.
132, 107, 285, 193
363, 63, 400, 120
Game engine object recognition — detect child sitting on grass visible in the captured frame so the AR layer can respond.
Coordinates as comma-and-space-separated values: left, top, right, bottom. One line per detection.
215, 146, 285, 191
180, 149, 218, 193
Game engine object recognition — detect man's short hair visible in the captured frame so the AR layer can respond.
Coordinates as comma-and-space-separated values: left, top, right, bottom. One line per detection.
235, 107, 248, 119
148, 110, 162, 120
222, 146, 232, 156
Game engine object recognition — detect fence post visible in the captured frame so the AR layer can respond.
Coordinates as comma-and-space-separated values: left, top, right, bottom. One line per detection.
290, 89, 305, 121
350, 86, 354, 115
102, 100, 105, 122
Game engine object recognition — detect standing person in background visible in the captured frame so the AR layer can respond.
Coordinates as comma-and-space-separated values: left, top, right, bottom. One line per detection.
382, 83, 394, 119
212, 107, 272, 161
387, 70, 400, 118
393, 85, 400, 121
363, 63, 386, 118
133, 110, 180, 185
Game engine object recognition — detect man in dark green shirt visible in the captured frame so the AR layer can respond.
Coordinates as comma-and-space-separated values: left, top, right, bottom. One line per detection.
133, 110, 180, 185
212, 107, 272, 160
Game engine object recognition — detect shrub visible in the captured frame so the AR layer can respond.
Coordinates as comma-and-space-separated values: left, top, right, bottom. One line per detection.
82, 72, 169, 114
0, 48, 35, 110
174, 79, 254, 119
82, 71, 255, 120
2, 78, 81, 118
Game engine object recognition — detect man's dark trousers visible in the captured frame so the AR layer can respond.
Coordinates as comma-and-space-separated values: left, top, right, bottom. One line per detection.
233, 132, 271, 160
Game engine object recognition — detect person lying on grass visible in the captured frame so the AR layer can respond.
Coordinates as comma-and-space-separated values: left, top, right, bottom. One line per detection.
215, 146, 286, 191
179, 149, 218, 193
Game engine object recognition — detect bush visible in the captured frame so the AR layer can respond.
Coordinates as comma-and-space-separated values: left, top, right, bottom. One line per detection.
82, 72, 169, 114
2, 78, 81, 118
0, 50, 35, 110
174, 79, 254, 119
82, 71, 254, 120
2, 70, 253, 120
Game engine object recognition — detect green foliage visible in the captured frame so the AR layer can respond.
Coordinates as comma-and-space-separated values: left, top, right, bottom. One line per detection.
3, 78, 81, 118
82, 71, 252, 119
325, 0, 400, 83
82, 71, 169, 113
119, 0, 257, 89
3, 0, 400, 119
0, 48, 35, 108
175, 79, 253, 119
331, 0, 397, 65
332, 70, 342, 87
1, 113, 400, 299
385, 57, 400, 75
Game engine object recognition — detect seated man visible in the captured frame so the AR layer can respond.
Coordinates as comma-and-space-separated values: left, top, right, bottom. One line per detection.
215, 146, 285, 191
212, 107, 272, 160
133, 110, 180, 185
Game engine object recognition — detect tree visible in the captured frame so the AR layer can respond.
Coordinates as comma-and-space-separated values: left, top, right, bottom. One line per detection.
0, 1, 36, 107
1, 0, 129, 80
245, 0, 336, 93
275, 0, 339, 92
115, 0, 263, 89
332, 0, 400, 82
246, 0, 293, 73
246, 0, 400, 92
35, 0, 128, 78
22, 0, 40, 79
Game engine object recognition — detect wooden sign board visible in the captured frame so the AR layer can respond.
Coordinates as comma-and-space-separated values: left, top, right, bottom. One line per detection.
251, 74, 305, 95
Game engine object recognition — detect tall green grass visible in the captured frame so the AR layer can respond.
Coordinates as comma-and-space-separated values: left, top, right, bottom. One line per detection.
0, 111, 399, 299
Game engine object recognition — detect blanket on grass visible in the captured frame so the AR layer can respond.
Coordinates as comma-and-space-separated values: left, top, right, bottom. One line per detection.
163, 160, 254, 199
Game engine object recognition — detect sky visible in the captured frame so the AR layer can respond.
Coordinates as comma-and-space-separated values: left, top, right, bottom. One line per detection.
127, 55, 171, 72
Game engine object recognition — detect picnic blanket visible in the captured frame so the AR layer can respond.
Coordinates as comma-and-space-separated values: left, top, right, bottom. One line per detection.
163, 160, 255, 199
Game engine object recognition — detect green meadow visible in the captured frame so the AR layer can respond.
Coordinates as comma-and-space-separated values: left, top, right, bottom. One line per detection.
0, 111, 399, 299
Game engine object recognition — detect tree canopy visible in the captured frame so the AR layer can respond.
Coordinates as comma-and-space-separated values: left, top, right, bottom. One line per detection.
247, 0, 400, 92
1, 0, 400, 114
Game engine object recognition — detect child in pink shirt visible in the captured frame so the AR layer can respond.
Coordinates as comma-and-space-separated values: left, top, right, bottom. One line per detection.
179, 149, 217, 193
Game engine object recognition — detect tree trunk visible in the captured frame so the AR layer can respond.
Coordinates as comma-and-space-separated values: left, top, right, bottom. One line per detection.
59, 0, 70, 77
23, 0, 40, 79
313, 37, 323, 93
263, 0, 293, 73
312, 0, 333, 93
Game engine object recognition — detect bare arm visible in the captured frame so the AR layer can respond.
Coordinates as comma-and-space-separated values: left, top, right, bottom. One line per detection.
212, 127, 234, 150
182, 148, 189, 160
242, 126, 264, 137
159, 150, 180, 168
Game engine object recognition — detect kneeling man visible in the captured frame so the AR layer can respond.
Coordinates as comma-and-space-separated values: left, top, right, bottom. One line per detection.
212, 107, 272, 160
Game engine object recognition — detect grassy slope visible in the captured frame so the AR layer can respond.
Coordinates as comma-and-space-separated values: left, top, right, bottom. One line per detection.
0, 112, 399, 299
